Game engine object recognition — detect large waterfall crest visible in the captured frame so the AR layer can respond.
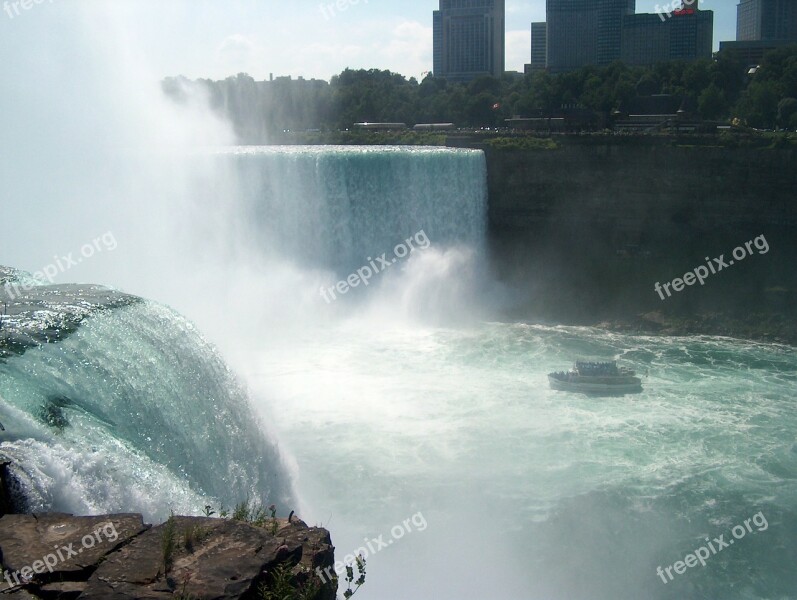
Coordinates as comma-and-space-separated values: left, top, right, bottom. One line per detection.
0, 287, 294, 521
199, 146, 488, 271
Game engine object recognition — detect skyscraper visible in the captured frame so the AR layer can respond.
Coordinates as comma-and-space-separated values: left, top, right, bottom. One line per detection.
546, 0, 635, 73
433, 0, 506, 82
598, 0, 636, 65
737, 0, 797, 42
721, 0, 796, 67
622, 8, 714, 66
530, 22, 548, 72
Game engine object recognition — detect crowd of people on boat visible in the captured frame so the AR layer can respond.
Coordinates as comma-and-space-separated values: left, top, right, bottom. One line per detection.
550, 370, 573, 381
574, 361, 620, 376
549, 362, 624, 380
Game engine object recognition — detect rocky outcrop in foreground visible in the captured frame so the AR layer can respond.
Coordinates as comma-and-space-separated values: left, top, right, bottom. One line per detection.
0, 513, 335, 600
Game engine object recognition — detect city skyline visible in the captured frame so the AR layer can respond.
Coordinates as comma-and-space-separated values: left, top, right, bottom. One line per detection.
0, 1, 738, 82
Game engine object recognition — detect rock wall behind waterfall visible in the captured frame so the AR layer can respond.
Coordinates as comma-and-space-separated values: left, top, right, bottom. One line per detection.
479, 137, 797, 330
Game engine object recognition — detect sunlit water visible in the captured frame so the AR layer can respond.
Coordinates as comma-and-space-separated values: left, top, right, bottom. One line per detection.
247, 322, 797, 600
2, 138, 795, 599
1, 2, 795, 595
0, 297, 293, 520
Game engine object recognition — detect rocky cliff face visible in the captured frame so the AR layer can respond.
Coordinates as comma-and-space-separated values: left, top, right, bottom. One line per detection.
480, 137, 797, 341
0, 513, 336, 600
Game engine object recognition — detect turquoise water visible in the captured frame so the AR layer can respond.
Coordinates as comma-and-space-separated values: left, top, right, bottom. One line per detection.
2, 145, 794, 599
248, 322, 797, 599
0, 298, 293, 520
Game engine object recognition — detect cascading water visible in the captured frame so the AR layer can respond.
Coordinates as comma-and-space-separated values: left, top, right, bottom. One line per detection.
4, 142, 795, 599
178, 147, 796, 600
203, 146, 487, 272
2, 6, 795, 597
0, 271, 293, 521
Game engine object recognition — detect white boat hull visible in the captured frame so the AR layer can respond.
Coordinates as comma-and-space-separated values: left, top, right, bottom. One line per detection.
548, 374, 643, 395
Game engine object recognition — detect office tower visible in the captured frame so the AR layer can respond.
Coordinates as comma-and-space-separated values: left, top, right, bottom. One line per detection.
737, 0, 797, 42
622, 9, 713, 66
598, 0, 636, 65
546, 0, 635, 73
433, 0, 506, 82
530, 22, 547, 72
433, 11, 444, 77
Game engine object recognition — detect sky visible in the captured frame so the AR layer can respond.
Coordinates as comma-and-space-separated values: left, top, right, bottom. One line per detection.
1, 0, 738, 82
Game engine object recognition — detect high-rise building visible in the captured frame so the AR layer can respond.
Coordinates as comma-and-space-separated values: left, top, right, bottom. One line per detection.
721, 0, 796, 68
737, 0, 797, 42
622, 9, 714, 66
433, 0, 506, 82
530, 22, 548, 72
546, 0, 635, 73
598, 0, 636, 65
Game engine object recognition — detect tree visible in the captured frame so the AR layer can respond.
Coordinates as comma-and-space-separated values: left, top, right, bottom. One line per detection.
683, 60, 712, 96
698, 84, 728, 120
468, 75, 502, 96
465, 92, 500, 127
736, 80, 780, 128
636, 74, 660, 96
162, 46, 797, 133
777, 97, 797, 128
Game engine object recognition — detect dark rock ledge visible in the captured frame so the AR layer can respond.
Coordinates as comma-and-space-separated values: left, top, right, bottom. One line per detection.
0, 513, 336, 600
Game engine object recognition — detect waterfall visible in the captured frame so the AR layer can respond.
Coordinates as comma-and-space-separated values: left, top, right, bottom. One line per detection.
0, 277, 294, 522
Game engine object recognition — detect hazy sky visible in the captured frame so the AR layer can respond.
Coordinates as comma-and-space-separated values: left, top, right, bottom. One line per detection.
2, 1, 737, 82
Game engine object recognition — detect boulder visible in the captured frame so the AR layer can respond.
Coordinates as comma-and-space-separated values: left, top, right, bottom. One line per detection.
0, 513, 146, 589
0, 513, 336, 600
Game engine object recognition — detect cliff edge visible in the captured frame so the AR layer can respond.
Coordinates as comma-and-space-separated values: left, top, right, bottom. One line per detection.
0, 512, 336, 600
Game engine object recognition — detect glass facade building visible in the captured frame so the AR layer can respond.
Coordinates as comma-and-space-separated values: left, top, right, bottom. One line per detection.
621, 10, 714, 66
531, 22, 547, 72
546, 0, 635, 73
737, 0, 797, 42
433, 0, 506, 82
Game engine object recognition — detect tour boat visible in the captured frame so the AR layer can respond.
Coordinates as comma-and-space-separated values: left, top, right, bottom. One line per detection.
548, 361, 643, 395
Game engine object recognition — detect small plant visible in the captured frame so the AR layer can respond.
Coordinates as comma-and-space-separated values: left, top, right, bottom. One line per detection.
202, 505, 216, 518
161, 513, 177, 574
232, 499, 251, 522
250, 503, 269, 527
232, 498, 271, 527
259, 562, 295, 600
259, 562, 321, 600
343, 555, 366, 599
175, 570, 197, 600
183, 523, 208, 553
298, 570, 321, 600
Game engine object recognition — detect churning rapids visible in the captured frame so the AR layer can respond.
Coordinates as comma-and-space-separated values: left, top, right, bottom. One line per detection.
1, 147, 795, 600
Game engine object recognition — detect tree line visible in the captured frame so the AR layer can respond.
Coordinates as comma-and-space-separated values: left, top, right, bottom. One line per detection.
162, 45, 797, 142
